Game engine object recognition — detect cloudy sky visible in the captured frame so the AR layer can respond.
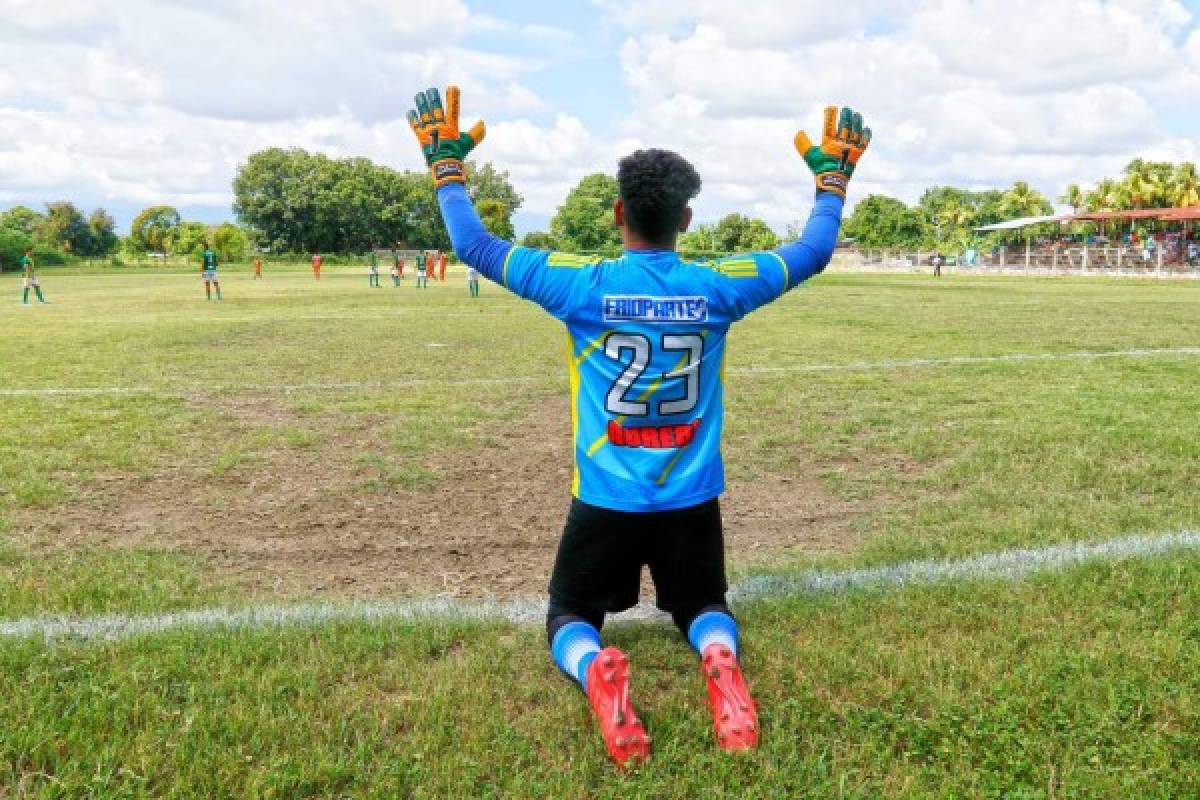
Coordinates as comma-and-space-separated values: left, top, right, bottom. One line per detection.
0, 0, 1197, 234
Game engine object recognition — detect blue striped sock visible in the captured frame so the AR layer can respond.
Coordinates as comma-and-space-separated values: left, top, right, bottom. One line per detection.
550, 621, 602, 692
687, 610, 739, 658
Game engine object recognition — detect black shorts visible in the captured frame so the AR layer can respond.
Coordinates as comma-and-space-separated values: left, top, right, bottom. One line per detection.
548, 497, 728, 619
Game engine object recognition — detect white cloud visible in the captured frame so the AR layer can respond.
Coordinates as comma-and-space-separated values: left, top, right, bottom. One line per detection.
604, 0, 1200, 228
598, 0, 914, 47
0, 0, 582, 221
910, 0, 1190, 91
0, 0, 1196, 232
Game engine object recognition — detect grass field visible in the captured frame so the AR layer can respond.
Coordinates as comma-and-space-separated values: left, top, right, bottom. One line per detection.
2, 264, 1199, 797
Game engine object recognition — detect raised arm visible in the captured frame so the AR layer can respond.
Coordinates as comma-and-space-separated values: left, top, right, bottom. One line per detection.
780, 105, 870, 288
774, 191, 843, 288
712, 106, 869, 318
436, 183, 513, 283
409, 85, 584, 319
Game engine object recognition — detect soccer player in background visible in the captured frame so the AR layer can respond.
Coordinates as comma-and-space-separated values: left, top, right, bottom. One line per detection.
20, 247, 47, 305
201, 243, 221, 301
415, 250, 429, 288
390, 253, 401, 286
409, 86, 869, 767
394, 247, 405, 282
312, 252, 322, 280
466, 264, 480, 298
253, 256, 263, 279
367, 247, 381, 287
438, 250, 448, 282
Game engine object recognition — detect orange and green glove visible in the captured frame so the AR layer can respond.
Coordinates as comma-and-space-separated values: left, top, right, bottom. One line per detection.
407, 86, 486, 187
794, 106, 871, 199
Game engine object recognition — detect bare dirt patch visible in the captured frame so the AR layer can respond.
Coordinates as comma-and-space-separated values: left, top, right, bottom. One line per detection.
14, 396, 875, 601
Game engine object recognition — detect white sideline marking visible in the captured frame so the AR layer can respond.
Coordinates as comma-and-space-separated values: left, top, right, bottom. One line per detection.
3, 530, 1197, 644
2, 346, 1198, 398
732, 346, 1200, 375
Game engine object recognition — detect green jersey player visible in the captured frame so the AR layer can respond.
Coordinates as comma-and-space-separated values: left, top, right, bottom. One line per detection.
201, 245, 221, 301
21, 248, 47, 305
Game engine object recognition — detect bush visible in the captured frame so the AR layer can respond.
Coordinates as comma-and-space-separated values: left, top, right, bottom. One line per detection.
0, 228, 33, 270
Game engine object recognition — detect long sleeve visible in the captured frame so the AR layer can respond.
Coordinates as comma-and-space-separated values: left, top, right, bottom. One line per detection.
436, 182, 514, 284
774, 190, 844, 288
708, 191, 844, 319
436, 182, 588, 320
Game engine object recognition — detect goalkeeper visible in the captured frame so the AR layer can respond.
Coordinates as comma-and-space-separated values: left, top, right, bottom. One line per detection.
409, 86, 869, 768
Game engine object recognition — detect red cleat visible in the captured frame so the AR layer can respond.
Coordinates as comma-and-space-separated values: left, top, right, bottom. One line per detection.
702, 643, 759, 751
585, 647, 651, 768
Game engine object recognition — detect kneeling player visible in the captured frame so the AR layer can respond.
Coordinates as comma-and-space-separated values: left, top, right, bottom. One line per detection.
201, 243, 221, 300
409, 86, 869, 767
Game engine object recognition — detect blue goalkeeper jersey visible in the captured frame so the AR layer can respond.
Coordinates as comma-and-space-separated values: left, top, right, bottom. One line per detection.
438, 183, 843, 512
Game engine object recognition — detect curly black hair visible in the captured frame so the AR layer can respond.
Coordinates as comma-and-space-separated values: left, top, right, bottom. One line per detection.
617, 149, 702, 245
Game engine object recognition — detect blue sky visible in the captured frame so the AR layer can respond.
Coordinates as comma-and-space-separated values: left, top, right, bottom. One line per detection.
0, 0, 1196, 236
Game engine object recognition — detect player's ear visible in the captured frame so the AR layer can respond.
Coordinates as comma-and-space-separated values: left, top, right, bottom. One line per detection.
613, 198, 626, 229
679, 206, 693, 233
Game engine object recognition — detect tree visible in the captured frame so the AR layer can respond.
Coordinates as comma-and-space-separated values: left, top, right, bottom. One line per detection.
171, 221, 209, 256
131, 205, 182, 254
211, 222, 248, 261
478, 199, 516, 240
1121, 159, 1172, 209
1169, 162, 1200, 208
999, 181, 1052, 218
842, 195, 930, 247
468, 162, 523, 214
233, 148, 315, 251
233, 147, 468, 253
0, 205, 44, 236
37, 202, 94, 254
549, 173, 621, 253
520, 231, 556, 249
935, 201, 977, 250
710, 214, 780, 251
1058, 184, 1084, 214
678, 224, 716, 255
0, 228, 33, 270
87, 209, 118, 256
1085, 178, 1125, 212
466, 161, 522, 244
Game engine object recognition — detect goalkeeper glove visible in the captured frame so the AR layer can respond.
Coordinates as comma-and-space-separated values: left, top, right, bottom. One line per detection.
794, 106, 871, 199
407, 86, 487, 187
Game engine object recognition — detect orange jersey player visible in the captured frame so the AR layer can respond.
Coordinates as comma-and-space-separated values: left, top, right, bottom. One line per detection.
253, 257, 263, 279
438, 250, 447, 281
312, 252, 322, 279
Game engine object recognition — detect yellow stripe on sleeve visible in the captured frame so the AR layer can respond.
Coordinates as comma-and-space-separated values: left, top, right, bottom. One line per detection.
500, 246, 518, 289
767, 251, 789, 295
565, 332, 583, 497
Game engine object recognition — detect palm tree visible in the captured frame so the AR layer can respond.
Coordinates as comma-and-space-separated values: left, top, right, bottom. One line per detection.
1058, 184, 1085, 214
1001, 181, 1052, 218
1170, 162, 1200, 208
1084, 178, 1132, 240
936, 202, 976, 253
1085, 178, 1120, 212
937, 202, 976, 230
1122, 159, 1171, 209
1124, 172, 1165, 210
